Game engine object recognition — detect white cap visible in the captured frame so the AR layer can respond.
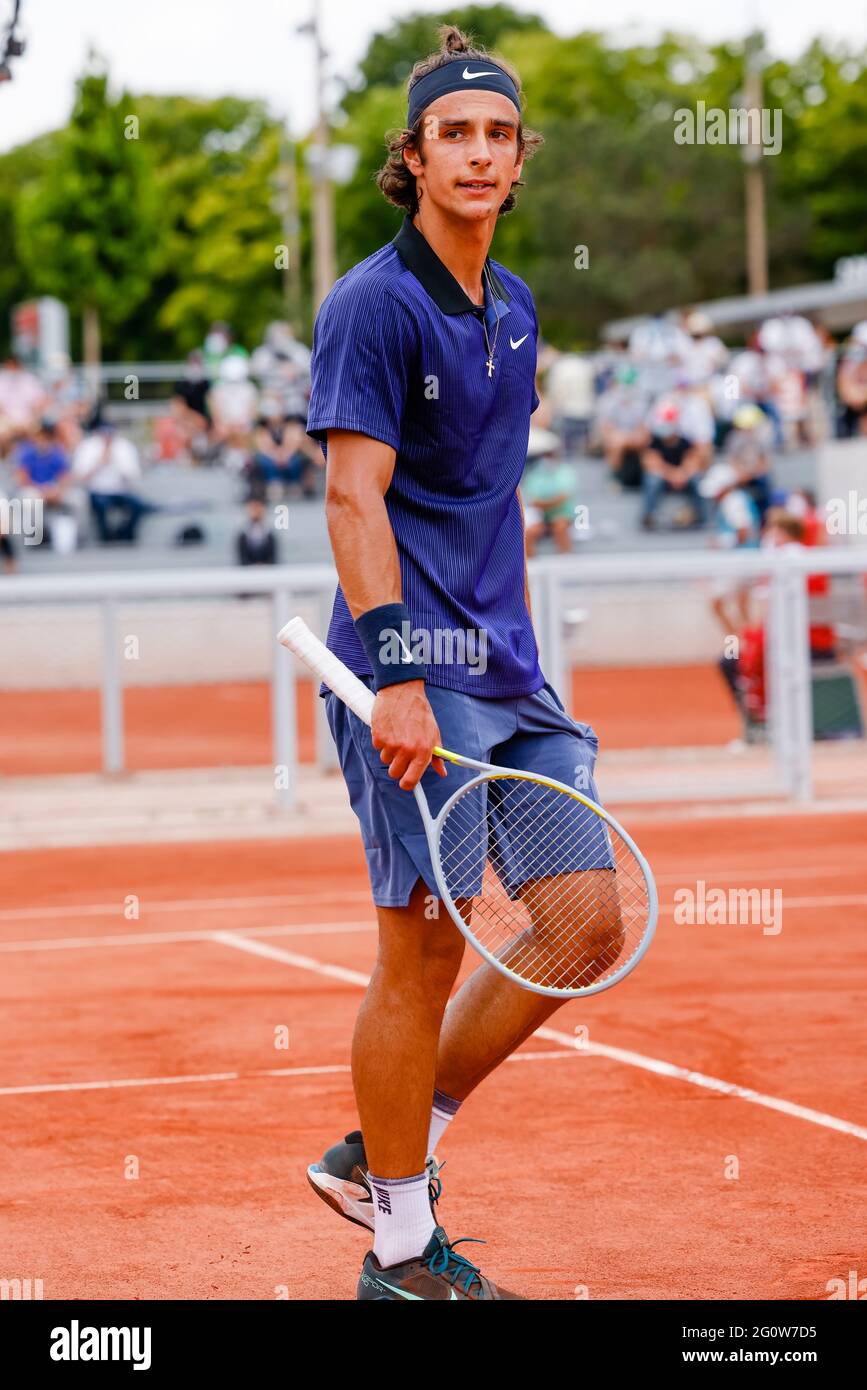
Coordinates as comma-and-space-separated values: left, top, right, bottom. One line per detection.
698, 462, 739, 499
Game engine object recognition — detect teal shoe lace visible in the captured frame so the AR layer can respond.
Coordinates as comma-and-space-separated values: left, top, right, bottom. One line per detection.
427, 1156, 445, 1211
424, 1234, 487, 1296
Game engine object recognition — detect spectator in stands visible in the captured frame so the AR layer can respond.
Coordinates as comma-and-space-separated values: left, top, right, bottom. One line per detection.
837, 333, 867, 437
163, 351, 212, 463
597, 364, 650, 486
544, 350, 596, 456
787, 487, 825, 546
698, 460, 761, 635
201, 321, 233, 376
628, 314, 691, 395
680, 310, 729, 385
251, 321, 312, 421
237, 490, 278, 567
521, 437, 577, 556
248, 408, 320, 498
758, 314, 824, 447
15, 419, 69, 496
71, 423, 153, 543
639, 400, 706, 530
717, 505, 836, 734
724, 404, 773, 521
665, 377, 715, 471
0, 353, 47, 455
14, 420, 75, 548
208, 350, 258, 469
727, 334, 783, 447
762, 508, 836, 659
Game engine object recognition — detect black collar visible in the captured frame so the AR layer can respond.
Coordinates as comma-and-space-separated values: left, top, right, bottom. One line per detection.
392, 216, 511, 315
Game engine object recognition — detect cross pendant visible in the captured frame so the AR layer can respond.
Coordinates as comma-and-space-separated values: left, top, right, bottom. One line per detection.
486, 357, 495, 378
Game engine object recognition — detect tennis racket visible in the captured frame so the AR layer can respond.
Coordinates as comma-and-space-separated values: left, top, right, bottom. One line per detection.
278, 617, 657, 999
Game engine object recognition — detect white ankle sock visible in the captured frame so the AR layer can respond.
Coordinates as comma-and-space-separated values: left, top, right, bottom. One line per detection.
368, 1171, 435, 1268
427, 1088, 461, 1155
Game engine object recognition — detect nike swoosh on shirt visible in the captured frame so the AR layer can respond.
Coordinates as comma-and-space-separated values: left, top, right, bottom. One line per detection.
463, 67, 502, 80
510, 334, 529, 349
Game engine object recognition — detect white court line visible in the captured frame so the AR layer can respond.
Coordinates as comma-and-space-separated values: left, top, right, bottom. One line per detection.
0, 920, 375, 954
0, 867, 853, 923
4, 890, 867, 956
0, 1051, 582, 1099
213, 932, 867, 1146
534, 1025, 867, 1144
211, 930, 371, 987
0, 890, 371, 924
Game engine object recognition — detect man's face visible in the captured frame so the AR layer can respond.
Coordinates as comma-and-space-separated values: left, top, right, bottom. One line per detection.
403, 90, 523, 223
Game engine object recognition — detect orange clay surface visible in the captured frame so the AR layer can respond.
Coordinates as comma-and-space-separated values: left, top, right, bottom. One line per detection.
0, 666, 742, 777
1, 812, 866, 1300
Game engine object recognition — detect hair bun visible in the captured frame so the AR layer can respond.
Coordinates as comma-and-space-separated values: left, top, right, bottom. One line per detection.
438, 24, 471, 54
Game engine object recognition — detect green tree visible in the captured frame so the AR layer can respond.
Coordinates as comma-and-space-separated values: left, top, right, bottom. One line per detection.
342, 4, 547, 110
15, 59, 157, 369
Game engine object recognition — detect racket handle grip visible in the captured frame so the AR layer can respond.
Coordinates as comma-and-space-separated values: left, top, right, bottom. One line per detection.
277, 616, 376, 726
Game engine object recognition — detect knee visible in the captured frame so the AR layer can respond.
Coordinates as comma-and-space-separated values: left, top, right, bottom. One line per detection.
377, 916, 465, 1000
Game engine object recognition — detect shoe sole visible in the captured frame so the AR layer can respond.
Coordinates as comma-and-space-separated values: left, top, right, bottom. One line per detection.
306, 1164, 374, 1232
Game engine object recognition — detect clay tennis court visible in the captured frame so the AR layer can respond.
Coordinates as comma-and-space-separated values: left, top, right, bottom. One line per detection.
2, 799, 866, 1300
0, 665, 747, 778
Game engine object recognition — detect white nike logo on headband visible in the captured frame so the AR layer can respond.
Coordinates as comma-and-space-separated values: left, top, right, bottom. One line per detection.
462, 67, 502, 80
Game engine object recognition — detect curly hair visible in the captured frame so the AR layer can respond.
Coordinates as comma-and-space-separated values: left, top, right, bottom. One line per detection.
376, 23, 543, 218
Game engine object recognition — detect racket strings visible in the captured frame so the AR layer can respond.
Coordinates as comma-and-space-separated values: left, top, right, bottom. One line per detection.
438, 775, 649, 992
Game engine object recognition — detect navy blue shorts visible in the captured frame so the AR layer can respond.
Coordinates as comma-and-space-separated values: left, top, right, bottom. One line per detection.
325, 677, 605, 908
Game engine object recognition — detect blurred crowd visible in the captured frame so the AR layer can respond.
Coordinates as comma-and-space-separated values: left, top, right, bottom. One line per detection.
0, 319, 320, 571
522, 309, 867, 552
155, 320, 321, 494
3, 307, 867, 577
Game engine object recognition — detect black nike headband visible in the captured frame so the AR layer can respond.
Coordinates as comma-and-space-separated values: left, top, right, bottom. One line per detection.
407, 59, 521, 128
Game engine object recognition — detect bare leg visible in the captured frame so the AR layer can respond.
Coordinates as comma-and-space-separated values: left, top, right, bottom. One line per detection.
436, 869, 623, 1101
352, 879, 465, 1176
551, 516, 573, 553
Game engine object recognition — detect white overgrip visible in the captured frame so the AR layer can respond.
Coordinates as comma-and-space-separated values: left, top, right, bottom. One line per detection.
276, 616, 376, 726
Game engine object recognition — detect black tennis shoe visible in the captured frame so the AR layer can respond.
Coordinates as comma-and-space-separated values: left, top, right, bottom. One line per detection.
307, 1130, 443, 1233
357, 1226, 525, 1300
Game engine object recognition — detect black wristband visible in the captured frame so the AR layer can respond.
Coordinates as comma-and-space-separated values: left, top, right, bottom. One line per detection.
354, 603, 426, 692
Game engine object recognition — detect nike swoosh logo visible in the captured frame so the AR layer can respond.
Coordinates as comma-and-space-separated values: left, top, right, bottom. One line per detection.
463, 67, 501, 80
510, 334, 529, 349
377, 1278, 458, 1300
395, 636, 415, 663
377, 1279, 424, 1300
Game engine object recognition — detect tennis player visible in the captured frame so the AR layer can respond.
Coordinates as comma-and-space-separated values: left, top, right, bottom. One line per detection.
305, 25, 604, 1301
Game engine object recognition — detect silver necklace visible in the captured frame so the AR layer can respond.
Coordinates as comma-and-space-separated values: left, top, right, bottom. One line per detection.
480, 263, 501, 378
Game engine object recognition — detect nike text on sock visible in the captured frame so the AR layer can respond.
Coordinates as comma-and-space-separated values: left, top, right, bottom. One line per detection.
368, 1170, 436, 1268
428, 1088, 461, 1155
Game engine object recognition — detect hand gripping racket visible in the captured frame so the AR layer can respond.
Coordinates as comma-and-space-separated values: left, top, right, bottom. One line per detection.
278, 617, 657, 999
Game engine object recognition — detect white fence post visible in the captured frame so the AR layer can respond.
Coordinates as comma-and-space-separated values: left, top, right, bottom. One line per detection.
101, 598, 125, 774
786, 562, 814, 801
767, 568, 793, 795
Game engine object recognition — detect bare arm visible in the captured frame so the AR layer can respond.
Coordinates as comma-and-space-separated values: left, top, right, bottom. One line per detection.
325, 429, 445, 789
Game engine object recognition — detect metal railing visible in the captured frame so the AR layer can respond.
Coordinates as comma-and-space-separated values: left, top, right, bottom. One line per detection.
4, 547, 867, 806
